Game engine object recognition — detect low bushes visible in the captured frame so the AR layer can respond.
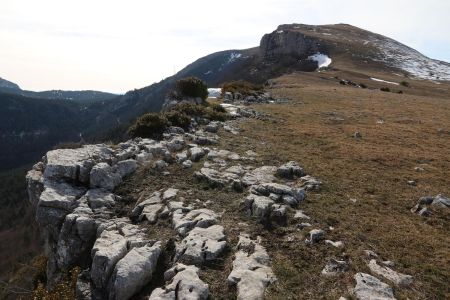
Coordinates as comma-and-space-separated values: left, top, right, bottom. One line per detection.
220, 80, 263, 96
173, 77, 209, 100
128, 103, 228, 139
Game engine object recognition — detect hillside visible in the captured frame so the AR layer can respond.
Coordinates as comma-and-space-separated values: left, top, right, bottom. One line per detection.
1, 23, 450, 299
0, 92, 100, 170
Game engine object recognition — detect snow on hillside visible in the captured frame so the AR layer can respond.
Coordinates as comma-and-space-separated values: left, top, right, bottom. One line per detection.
372, 38, 450, 81
370, 77, 399, 85
308, 53, 332, 68
208, 88, 222, 98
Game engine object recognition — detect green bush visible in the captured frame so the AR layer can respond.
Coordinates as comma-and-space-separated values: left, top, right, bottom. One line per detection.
208, 102, 227, 113
166, 111, 191, 129
380, 87, 390, 92
400, 81, 410, 87
128, 113, 169, 139
175, 77, 208, 100
220, 80, 263, 96
170, 102, 228, 122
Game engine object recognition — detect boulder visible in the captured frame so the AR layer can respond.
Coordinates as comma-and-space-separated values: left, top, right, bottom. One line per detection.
149, 263, 209, 300
175, 225, 226, 265
321, 259, 349, 276
308, 229, 325, 244
244, 194, 274, 223
432, 194, 450, 208
90, 163, 122, 191
276, 161, 305, 179
228, 234, 276, 300
162, 188, 179, 201
115, 159, 137, 178
43, 145, 112, 182
91, 230, 128, 289
354, 273, 396, 300
368, 259, 413, 287
172, 208, 218, 235
189, 147, 206, 162
109, 242, 161, 300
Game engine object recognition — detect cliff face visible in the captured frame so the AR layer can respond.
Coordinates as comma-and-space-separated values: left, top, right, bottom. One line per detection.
260, 25, 327, 60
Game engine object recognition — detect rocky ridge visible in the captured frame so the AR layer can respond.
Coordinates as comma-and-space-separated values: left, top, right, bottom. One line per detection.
27, 101, 417, 299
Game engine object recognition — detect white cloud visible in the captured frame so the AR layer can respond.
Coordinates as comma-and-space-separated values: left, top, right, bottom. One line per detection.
0, 0, 449, 93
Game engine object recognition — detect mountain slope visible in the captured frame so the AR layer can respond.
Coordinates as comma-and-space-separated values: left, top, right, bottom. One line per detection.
0, 77, 117, 103
0, 92, 100, 170
90, 23, 450, 136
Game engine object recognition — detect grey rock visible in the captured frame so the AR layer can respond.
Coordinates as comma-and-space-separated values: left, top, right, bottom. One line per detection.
325, 240, 344, 248
109, 242, 161, 300
115, 159, 137, 178
206, 122, 219, 133
182, 160, 193, 169
91, 230, 128, 289
300, 175, 322, 191
85, 189, 116, 210
162, 188, 179, 201
368, 259, 413, 287
172, 209, 218, 236
136, 151, 153, 165
175, 225, 226, 265
149, 263, 209, 300
418, 196, 434, 205
432, 194, 450, 208
90, 163, 122, 191
321, 259, 349, 276
294, 210, 310, 220
244, 194, 274, 223
228, 234, 276, 300
175, 150, 188, 163
189, 147, 206, 162
44, 145, 112, 182
241, 166, 277, 186
354, 272, 396, 300
418, 207, 430, 217
276, 161, 305, 179
154, 160, 168, 171
308, 229, 325, 244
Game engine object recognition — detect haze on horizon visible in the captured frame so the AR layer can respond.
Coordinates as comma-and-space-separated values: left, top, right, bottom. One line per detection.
1, 0, 449, 94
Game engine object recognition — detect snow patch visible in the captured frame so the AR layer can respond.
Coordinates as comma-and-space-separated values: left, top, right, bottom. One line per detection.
204, 70, 212, 75
370, 77, 399, 85
208, 88, 222, 98
371, 37, 450, 81
308, 53, 332, 68
227, 52, 242, 64
277, 30, 284, 34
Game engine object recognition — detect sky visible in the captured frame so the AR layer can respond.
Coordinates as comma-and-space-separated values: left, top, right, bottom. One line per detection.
1, 0, 449, 94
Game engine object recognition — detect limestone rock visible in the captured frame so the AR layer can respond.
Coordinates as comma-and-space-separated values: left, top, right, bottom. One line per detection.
354, 273, 396, 300
109, 242, 161, 300
228, 234, 276, 300
307, 229, 325, 244
149, 264, 209, 300
91, 230, 128, 289
44, 145, 112, 182
277, 161, 305, 179
175, 225, 226, 265
321, 259, 349, 276
368, 259, 413, 287
90, 163, 122, 191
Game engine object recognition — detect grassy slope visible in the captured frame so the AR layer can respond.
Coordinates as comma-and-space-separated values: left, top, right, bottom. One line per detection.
236, 72, 450, 299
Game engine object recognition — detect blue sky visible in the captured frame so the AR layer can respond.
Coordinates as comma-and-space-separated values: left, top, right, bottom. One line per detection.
1, 0, 449, 93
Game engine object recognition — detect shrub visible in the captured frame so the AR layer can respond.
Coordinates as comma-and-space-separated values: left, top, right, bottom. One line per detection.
359, 83, 367, 89
208, 102, 227, 113
165, 111, 191, 129
128, 113, 169, 139
400, 81, 410, 87
220, 80, 263, 96
380, 87, 390, 92
170, 102, 228, 122
175, 77, 208, 100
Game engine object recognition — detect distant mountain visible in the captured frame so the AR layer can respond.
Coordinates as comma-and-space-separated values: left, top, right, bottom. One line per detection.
0, 77, 21, 91
0, 92, 101, 170
2, 23, 449, 170
0, 77, 117, 103
89, 23, 450, 135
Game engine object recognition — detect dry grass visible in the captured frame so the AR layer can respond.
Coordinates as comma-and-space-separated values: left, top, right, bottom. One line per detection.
223, 72, 450, 299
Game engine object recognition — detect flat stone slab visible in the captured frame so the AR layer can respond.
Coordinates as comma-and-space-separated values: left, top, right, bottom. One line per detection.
175, 225, 226, 265
354, 272, 396, 300
149, 263, 209, 300
228, 234, 276, 300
